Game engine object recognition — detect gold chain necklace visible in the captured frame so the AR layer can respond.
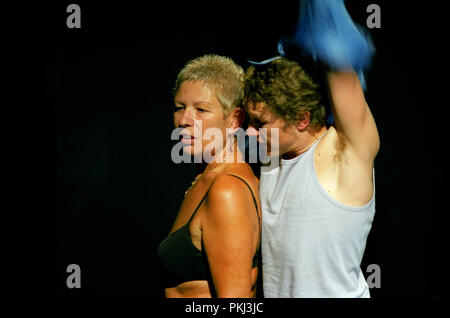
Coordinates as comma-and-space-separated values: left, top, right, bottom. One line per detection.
304, 129, 328, 152
184, 174, 202, 198
183, 139, 237, 198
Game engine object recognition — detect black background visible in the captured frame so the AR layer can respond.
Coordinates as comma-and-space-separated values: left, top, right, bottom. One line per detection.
11, 0, 445, 301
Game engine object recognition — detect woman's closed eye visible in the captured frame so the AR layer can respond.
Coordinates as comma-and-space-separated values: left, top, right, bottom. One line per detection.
173, 105, 208, 113
173, 105, 185, 112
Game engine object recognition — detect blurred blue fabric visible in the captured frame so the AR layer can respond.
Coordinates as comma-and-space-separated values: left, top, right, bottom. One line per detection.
293, 0, 375, 71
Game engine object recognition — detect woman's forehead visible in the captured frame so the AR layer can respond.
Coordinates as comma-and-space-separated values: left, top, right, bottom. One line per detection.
176, 81, 220, 105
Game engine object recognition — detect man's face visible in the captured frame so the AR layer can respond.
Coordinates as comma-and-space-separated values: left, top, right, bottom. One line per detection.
245, 102, 298, 158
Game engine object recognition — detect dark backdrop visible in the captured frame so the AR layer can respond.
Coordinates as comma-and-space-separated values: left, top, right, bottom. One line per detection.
11, 0, 444, 299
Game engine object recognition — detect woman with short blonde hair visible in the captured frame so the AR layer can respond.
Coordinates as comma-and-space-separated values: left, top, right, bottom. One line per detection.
158, 55, 261, 298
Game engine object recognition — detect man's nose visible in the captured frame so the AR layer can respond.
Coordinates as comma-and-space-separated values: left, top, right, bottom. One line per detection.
246, 126, 260, 137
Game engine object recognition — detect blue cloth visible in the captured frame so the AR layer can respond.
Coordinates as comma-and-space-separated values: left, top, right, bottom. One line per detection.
294, 0, 375, 71
247, 0, 375, 124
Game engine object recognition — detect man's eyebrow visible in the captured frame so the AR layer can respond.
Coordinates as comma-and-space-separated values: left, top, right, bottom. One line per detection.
247, 102, 267, 114
249, 108, 268, 120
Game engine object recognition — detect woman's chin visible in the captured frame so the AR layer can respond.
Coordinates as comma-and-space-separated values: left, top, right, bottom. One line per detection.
181, 145, 203, 161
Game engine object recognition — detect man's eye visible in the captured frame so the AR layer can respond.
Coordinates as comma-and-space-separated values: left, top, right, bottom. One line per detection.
173, 106, 184, 112
252, 118, 264, 127
197, 108, 207, 113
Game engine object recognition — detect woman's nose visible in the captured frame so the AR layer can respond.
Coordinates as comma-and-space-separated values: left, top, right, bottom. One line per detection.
177, 109, 194, 127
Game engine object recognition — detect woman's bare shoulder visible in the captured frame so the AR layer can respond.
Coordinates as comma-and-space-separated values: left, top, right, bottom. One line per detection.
204, 166, 259, 210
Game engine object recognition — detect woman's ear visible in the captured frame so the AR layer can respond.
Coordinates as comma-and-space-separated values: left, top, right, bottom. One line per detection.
296, 111, 311, 132
229, 107, 246, 131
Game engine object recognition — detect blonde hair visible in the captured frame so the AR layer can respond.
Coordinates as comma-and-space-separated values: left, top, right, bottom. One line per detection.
245, 57, 326, 127
173, 55, 244, 115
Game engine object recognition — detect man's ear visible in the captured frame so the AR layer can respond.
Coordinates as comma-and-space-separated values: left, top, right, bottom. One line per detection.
296, 111, 311, 132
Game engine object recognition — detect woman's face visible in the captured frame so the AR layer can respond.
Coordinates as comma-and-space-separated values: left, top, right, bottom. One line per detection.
174, 80, 233, 160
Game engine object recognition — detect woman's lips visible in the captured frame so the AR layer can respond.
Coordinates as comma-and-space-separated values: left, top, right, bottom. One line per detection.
180, 135, 196, 144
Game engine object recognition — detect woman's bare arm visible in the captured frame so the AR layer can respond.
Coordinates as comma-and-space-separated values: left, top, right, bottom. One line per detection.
201, 174, 258, 298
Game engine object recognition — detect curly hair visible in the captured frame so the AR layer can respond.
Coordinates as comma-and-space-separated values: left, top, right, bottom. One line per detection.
244, 57, 326, 128
173, 54, 244, 115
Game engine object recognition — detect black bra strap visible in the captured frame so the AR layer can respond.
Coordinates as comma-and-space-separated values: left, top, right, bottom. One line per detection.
187, 188, 210, 224
225, 174, 260, 221
188, 174, 260, 224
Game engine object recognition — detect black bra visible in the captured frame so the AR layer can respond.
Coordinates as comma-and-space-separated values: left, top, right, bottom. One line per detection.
157, 174, 260, 288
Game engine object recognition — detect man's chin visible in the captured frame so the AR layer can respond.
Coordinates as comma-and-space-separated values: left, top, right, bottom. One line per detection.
263, 145, 279, 157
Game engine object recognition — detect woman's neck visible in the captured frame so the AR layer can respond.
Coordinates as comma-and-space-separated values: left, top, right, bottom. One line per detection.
194, 139, 244, 175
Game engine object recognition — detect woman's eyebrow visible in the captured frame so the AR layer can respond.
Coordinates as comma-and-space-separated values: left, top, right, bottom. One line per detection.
193, 101, 212, 107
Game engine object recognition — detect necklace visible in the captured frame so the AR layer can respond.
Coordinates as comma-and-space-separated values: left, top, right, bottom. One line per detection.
183, 138, 238, 198
305, 129, 328, 151
184, 174, 202, 198
283, 129, 328, 159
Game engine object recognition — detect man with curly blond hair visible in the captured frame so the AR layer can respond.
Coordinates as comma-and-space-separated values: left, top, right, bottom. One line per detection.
243, 0, 379, 298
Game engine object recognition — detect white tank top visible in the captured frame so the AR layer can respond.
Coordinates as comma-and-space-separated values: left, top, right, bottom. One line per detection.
260, 135, 375, 298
